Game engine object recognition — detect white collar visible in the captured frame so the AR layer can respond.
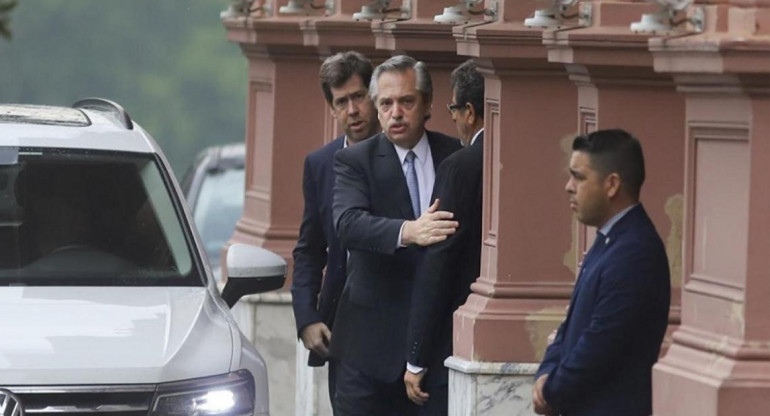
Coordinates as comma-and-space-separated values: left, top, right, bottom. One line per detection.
470, 128, 483, 146
599, 203, 638, 236
393, 132, 429, 165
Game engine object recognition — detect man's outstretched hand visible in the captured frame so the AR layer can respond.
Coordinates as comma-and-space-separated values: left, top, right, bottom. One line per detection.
401, 199, 458, 247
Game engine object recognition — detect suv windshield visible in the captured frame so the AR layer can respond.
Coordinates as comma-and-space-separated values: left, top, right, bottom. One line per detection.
0, 147, 202, 286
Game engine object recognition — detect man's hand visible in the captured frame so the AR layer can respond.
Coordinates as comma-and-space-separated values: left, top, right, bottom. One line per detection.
299, 322, 331, 357
404, 369, 429, 405
532, 374, 555, 415
401, 199, 458, 246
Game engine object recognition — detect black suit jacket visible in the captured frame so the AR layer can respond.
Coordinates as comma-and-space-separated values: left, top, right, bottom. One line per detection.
406, 133, 483, 388
291, 136, 348, 366
330, 131, 462, 382
536, 204, 670, 416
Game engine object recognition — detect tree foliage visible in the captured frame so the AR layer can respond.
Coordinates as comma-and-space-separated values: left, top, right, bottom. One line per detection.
0, 0, 247, 177
0, 0, 17, 39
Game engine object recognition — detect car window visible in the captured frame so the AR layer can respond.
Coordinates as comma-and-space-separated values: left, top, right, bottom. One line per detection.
193, 167, 245, 267
0, 147, 203, 286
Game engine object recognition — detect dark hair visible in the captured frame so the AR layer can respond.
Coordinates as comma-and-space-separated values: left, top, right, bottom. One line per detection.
450, 59, 484, 119
319, 51, 374, 105
572, 129, 645, 199
369, 55, 432, 105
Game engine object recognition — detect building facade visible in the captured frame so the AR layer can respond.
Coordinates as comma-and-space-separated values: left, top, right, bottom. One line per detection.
221, 0, 770, 414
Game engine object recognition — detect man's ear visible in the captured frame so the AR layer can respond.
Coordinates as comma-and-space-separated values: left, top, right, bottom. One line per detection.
466, 103, 477, 125
605, 173, 621, 199
330, 107, 338, 120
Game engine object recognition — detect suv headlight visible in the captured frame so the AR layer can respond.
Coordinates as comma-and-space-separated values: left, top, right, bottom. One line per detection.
150, 370, 255, 416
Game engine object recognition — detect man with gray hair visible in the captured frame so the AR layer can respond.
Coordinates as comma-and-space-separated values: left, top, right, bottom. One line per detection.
329, 55, 462, 415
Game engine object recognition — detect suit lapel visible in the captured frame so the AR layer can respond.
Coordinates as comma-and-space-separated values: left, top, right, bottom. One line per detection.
374, 134, 416, 220
427, 130, 456, 168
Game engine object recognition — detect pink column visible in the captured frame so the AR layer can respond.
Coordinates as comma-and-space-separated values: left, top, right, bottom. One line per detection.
446, 1, 578, 413
544, 0, 686, 351
650, 0, 770, 413
223, 13, 328, 283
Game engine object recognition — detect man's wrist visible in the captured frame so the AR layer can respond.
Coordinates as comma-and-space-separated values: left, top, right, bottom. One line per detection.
406, 362, 425, 374
398, 220, 410, 247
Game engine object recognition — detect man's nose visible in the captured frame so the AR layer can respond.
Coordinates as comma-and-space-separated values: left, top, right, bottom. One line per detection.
345, 99, 359, 114
565, 177, 574, 193
391, 102, 404, 118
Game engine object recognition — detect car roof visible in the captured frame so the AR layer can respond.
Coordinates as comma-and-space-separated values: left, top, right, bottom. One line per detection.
202, 142, 245, 170
0, 99, 159, 154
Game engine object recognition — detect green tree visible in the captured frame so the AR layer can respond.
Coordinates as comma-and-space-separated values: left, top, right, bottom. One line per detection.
0, 0, 17, 40
0, 0, 247, 177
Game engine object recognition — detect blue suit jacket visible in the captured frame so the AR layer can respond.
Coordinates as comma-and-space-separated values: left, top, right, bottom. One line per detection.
291, 136, 348, 366
536, 204, 670, 416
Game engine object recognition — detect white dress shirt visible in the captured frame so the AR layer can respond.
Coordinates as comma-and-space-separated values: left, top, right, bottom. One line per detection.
395, 133, 435, 249
393, 133, 435, 216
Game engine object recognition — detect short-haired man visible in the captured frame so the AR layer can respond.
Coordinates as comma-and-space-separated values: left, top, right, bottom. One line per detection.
403, 59, 485, 415
330, 55, 463, 415
291, 51, 380, 409
533, 129, 671, 416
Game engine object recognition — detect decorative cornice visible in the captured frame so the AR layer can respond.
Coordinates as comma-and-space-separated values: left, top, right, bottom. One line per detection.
372, 18, 458, 52
470, 279, 575, 299
454, 20, 549, 60
299, 14, 378, 50
673, 325, 770, 361
444, 355, 540, 375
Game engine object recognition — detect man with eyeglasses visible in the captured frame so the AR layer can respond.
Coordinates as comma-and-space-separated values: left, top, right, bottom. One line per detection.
404, 58, 485, 415
329, 55, 462, 415
291, 51, 380, 412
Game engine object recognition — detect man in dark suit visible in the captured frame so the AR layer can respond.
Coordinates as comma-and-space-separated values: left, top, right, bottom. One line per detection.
403, 59, 485, 415
330, 55, 463, 415
291, 51, 380, 409
532, 129, 671, 416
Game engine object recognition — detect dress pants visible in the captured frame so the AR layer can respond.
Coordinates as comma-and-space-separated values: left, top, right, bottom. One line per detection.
334, 360, 419, 416
418, 383, 448, 416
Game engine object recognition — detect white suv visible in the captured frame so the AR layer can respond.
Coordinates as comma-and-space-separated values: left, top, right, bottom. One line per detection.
0, 99, 283, 416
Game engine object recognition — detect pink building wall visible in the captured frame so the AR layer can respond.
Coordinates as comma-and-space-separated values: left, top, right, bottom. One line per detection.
222, 0, 770, 412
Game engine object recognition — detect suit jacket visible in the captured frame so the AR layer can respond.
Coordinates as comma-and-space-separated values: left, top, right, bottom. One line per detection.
406, 133, 483, 388
330, 130, 462, 383
291, 136, 348, 366
536, 204, 670, 416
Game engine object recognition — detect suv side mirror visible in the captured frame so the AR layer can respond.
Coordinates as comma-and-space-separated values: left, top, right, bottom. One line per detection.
221, 244, 287, 308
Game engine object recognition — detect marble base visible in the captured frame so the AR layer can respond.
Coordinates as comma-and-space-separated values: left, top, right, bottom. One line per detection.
231, 292, 296, 416
446, 356, 540, 416
295, 342, 333, 416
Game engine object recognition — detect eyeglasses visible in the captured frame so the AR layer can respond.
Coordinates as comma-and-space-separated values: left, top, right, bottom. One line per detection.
446, 102, 465, 114
333, 90, 369, 112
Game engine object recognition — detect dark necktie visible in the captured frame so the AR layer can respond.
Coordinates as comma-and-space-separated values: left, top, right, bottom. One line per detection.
579, 231, 606, 280
405, 150, 420, 218
563, 231, 607, 326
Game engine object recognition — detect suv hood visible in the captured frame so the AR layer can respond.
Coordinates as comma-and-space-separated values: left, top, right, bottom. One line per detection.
0, 286, 235, 385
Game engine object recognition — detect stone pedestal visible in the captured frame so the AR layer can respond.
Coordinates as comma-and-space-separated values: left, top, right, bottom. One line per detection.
231, 292, 296, 416
446, 357, 539, 416
295, 343, 333, 416
649, 2, 770, 414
